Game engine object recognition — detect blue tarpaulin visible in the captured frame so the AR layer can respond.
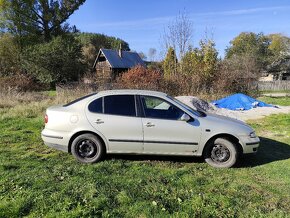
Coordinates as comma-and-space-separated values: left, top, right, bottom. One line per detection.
212, 93, 274, 111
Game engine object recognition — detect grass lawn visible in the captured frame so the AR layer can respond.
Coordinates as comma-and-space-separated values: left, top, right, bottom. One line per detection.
0, 96, 290, 217
258, 96, 290, 106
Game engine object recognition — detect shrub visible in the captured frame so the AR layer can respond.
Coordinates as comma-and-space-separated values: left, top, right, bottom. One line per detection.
0, 74, 46, 92
115, 65, 162, 91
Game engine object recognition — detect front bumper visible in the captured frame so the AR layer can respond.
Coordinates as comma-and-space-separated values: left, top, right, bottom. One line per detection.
238, 136, 260, 154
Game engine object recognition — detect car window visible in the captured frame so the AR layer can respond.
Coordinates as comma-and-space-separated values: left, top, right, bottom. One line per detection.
104, 95, 136, 117
141, 96, 184, 120
88, 97, 103, 113
63, 93, 96, 107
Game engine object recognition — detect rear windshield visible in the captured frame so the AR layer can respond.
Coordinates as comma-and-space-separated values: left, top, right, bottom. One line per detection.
63, 93, 96, 107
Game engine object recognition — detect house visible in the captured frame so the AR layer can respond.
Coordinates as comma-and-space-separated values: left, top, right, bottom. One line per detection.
259, 56, 290, 81
92, 48, 146, 83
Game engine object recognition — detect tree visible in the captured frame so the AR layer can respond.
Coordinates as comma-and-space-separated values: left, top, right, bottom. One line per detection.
138, 52, 147, 60
162, 11, 193, 60
181, 39, 218, 92
148, 48, 157, 61
22, 35, 85, 85
225, 32, 271, 69
162, 46, 178, 79
200, 39, 219, 81
76, 33, 130, 51
267, 33, 290, 60
266, 34, 290, 79
0, 33, 21, 75
0, 0, 86, 43
76, 32, 130, 68
215, 55, 259, 94
81, 43, 96, 69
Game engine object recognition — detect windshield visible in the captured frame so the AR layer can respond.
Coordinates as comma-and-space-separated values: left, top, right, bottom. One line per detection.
167, 95, 206, 117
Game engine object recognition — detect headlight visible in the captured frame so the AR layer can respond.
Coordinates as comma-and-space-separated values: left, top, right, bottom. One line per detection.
249, 132, 257, 138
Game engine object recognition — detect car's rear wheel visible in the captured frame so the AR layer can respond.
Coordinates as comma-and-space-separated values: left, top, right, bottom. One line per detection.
71, 134, 105, 163
204, 138, 239, 168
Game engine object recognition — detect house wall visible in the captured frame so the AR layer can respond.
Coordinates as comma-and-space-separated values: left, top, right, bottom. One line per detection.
259, 74, 274, 81
95, 60, 112, 83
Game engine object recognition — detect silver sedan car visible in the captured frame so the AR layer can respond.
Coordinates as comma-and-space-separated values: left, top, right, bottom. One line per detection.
41, 90, 259, 168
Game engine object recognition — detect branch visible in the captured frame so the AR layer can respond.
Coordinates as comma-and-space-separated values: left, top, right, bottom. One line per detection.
31, 7, 45, 24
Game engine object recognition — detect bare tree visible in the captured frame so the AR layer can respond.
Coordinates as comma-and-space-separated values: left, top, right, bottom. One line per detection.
148, 48, 157, 61
138, 52, 147, 60
162, 11, 193, 60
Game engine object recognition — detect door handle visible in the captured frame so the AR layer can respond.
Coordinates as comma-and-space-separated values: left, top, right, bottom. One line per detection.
145, 122, 155, 127
95, 119, 104, 124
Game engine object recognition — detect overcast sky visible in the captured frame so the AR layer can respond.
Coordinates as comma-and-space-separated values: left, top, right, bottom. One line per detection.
68, 0, 290, 59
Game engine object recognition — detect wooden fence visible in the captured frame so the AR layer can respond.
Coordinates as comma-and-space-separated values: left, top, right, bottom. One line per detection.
258, 81, 290, 91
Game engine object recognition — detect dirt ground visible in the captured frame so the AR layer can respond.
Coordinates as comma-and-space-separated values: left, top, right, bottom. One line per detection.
176, 96, 290, 121
261, 93, 290, 97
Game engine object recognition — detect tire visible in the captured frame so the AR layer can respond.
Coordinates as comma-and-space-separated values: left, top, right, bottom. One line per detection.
71, 133, 105, 164
204, 138, 239, 168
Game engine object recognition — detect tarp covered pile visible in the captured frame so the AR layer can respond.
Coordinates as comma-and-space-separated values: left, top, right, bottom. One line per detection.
212, 93, 274, 111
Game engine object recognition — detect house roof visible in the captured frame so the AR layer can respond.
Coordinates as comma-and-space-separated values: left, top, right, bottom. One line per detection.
93, 48, 145, 69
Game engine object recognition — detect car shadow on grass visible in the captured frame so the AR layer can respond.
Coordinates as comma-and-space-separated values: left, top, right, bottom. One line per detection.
106, 137, 290, 167
106, 153, 204, 164
238, 137, 290, 167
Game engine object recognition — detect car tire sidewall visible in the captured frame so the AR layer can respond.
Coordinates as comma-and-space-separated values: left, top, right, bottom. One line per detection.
204, 138, 238, 168
71, 134, 104, 164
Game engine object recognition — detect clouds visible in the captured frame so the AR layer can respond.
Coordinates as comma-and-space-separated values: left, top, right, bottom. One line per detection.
83, 5, 290, 30
193, 6, 290, 17
70, 2, 290, 58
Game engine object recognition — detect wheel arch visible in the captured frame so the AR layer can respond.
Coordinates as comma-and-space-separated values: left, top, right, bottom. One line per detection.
68, 131, 107, 153
202, 133, 243, 157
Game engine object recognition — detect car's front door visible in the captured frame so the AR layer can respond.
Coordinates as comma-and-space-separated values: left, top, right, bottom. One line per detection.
140, 95, 200, 154
86, 94, 143, 153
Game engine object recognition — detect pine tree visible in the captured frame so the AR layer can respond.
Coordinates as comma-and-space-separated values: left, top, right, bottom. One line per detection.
163, 47, 178, 79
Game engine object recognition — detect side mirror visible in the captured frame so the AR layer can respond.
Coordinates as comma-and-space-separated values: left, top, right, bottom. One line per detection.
180, 113, 191, 122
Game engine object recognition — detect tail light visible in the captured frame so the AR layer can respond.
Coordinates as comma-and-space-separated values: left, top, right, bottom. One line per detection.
44, 114, 48, 124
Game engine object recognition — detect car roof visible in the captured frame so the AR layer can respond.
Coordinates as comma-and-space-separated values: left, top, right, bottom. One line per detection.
97, 89, 167, 97
64, 90, 168, 108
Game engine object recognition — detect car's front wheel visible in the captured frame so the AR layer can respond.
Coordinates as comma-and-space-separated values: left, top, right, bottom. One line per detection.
204, 138, 239, 168
71, 133, 105, 164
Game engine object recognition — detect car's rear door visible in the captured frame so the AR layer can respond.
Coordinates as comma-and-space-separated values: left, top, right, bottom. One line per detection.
140, 95, 200, 154
86, 94, 143, 153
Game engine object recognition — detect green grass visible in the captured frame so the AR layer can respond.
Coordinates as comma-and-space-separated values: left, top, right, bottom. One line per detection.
42, 90, 57, 97
258, 96, 290, 106
0, 97, 290, 217
259, 90, 290, 94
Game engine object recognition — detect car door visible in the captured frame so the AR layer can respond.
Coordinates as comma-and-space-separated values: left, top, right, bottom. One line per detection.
140, 95, 200, 154
86, 94, 143, 153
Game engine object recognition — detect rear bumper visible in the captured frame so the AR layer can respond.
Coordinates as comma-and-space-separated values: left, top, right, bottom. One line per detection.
41, 129, 70, 153
43, 141, 68, 152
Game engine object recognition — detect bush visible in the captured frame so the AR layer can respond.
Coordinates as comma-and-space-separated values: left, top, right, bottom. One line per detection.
115, 65, 162, 90
0, 74, 46, 92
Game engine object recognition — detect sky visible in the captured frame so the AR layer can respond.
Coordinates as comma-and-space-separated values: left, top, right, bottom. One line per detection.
68, 0, 290, 59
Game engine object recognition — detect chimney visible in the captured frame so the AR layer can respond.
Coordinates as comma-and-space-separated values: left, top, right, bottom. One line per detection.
118, 44, 122, 58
